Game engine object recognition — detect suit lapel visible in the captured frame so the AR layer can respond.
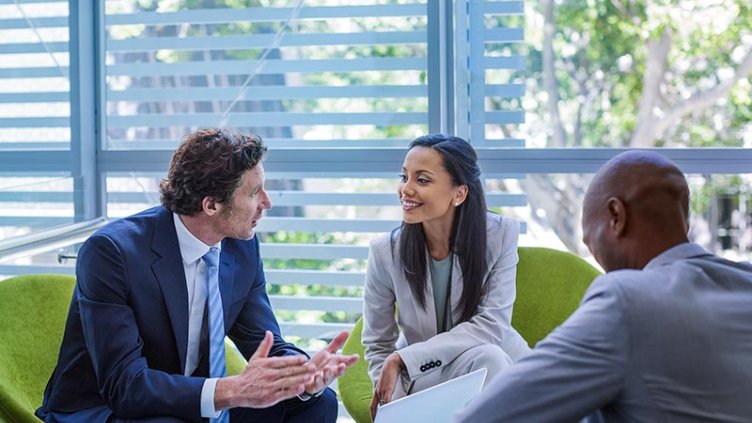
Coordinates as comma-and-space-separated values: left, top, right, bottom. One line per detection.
151, 208, 190, 374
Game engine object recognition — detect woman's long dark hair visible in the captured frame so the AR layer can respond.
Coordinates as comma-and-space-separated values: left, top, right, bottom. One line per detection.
391, 134, 488, 324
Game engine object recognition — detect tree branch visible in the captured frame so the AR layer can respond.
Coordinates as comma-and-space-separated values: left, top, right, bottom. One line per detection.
653, 47, 752, 138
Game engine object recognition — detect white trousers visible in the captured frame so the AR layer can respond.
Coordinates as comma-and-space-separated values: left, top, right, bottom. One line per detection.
392, 343, 515, 400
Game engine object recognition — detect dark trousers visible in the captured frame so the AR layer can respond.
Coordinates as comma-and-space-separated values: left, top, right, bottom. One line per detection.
37, 388, 338, 423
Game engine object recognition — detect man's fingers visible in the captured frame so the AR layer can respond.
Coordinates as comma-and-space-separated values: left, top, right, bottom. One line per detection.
333, 353, 359, 366
250, 331, 274, 360
266, 382, 307, 406
309, 349, 328, 369
269, 371, 315, 391
274, 364, 316, 380
264, 355, 310, 369
325, 330, 350, 353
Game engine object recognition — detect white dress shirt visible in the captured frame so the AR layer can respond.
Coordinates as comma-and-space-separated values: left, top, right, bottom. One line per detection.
173, 213, 222, 418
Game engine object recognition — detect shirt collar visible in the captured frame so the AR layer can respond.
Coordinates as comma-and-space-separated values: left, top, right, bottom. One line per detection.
643, 242, 711, 271
173, 212, 221, 265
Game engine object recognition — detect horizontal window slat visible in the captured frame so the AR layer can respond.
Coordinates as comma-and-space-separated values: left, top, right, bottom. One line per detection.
485, 110, 525, 124
106, 4, 426, 26
107, 31, 426, 52
482, 1, 524, 15
256, 217, 400, 233
0, 264, 74, 275
262, 172, 525, 180
0, 92, 69, 103
484, 28, 525, 43
279, 322, 355, 339
265, 192, 527, 207
106, 112, 426, 127
20, 191, 523, 207
0, 41, 68, 54
0, 192, 72, 202
0, 67, 68, 78
0, 16, 68, 29
0, 117, 69, 128
484, 83, 525, 98
106, 138, 416, 149
0, 141, 69, 148
107, 85, 426, 102
270, 295, 362, 313
97, 149, 525, 178
265, 269, 364, 286
107, 58, 426, 77
0, 216, 72, 226
102, 138, 521, 149
0, 0, 67, 3
484, 56, 525, 70
260, 243, 368, 260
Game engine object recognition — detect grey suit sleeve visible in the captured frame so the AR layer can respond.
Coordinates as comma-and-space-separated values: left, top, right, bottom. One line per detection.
398, 219, 522, 380
455, 276, 629, 423
362, 239, 399, 385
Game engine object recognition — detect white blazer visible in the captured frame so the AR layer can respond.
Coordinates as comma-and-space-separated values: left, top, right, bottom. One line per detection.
362, 212, 530, 385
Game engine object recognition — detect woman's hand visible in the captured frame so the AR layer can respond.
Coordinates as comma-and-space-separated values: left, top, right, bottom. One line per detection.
369, 352, 405, 420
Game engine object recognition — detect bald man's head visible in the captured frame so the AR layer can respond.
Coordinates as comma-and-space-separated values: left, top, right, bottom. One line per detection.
582, 151, 690, 272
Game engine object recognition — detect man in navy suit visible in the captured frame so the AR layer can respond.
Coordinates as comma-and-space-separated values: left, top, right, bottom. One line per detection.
36, 129, 358, 422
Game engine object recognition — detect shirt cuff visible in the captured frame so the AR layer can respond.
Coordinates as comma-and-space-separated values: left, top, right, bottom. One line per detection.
201, 378, 221, 418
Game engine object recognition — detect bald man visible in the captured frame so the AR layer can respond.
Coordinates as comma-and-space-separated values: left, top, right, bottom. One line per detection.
455, 151, 752, 423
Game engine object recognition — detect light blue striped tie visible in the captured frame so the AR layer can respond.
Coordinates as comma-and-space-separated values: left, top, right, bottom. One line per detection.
203, 247, 229, 423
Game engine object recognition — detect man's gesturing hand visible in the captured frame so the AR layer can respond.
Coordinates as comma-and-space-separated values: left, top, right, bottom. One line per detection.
303, 330, 359, 395
215, 331, 316, 410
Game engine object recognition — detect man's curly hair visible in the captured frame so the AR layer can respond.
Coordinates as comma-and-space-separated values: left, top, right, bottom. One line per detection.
160, 128, 267, 216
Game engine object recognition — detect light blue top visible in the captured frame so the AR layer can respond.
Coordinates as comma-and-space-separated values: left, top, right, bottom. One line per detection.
430, 254, 454, 333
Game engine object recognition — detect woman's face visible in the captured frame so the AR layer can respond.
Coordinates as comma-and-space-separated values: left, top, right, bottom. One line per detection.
398, 146, 463, 226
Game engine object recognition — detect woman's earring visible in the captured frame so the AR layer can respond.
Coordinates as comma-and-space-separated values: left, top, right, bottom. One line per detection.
454, 202, 460, 206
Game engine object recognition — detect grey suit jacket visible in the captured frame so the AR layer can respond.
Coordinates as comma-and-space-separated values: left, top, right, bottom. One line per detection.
456, 242, 752, 423
362, 212, 530, 385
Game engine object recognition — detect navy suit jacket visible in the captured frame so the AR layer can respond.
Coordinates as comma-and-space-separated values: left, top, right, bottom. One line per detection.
37, 206, 305, 422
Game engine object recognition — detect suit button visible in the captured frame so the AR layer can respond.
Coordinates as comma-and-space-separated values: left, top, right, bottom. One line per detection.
436, 360, 442, 367
420, 365, 427, 372
429, 362, 435, 368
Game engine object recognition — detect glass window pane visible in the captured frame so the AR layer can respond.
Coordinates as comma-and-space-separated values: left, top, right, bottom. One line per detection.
0, 2, 70, 150
103, 0, 429, 150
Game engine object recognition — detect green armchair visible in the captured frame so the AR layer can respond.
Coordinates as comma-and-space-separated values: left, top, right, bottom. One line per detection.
339, 247, 601, 423
0, 274, 247, 423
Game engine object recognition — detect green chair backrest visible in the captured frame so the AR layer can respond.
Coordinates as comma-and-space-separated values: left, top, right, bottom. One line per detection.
512, 247, 601, 347
0, 274, 76, 423
340, 247, 601, 423
0, 274, 247, 423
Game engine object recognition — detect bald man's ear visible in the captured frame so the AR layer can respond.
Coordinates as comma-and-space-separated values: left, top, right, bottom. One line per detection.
607, 197, 627, 237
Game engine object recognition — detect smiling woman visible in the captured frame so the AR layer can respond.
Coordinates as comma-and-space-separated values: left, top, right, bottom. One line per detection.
361, 134, 531, 421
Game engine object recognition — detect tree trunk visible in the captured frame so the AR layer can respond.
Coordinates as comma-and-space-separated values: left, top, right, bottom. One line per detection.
542, 0, 567, 147
629, 29, 671, 147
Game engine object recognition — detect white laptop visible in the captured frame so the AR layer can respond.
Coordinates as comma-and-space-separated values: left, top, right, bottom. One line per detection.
374, 368, 487, 423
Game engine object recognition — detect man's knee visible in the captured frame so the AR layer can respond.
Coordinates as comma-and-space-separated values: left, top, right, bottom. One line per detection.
314, 388, 338, 421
